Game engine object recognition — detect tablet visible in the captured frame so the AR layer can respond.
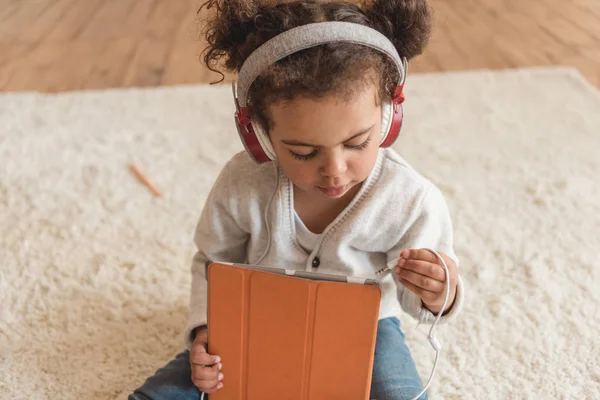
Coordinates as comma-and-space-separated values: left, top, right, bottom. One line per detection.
207, 261, 382, 400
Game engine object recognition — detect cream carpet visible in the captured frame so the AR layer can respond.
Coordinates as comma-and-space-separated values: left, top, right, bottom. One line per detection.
1, 67, 599, 399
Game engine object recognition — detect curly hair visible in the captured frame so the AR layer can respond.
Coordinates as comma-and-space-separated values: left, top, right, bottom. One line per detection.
198, 0, 432, 132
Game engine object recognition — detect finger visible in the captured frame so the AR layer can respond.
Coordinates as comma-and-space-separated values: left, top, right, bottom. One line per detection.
192, 365, 224, 393
397, 269, 444, 293
190, 348, 221, 366
193, 363, 222, 381
198, 381, 223, 394
194, 376, 219, 389
399, 278, 439, 304
398, 260, 446, 282
400, 248, 441, 264
192, 376, 223, 393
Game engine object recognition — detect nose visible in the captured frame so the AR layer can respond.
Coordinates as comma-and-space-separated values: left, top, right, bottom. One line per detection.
320, 149, 347, 178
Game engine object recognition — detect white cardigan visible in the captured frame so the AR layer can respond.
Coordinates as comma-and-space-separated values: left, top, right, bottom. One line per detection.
184, 148, 464, 347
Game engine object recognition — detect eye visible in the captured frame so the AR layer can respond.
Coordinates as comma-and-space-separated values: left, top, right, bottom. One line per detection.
290, 150, 318, 161
344, 136, 372, 151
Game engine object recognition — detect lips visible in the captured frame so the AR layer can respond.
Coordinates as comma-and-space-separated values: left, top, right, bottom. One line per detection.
317, 185, 347, 197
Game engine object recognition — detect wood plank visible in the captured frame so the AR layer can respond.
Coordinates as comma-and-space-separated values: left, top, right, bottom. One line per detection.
44, 0, 105, 41
0, 0, 54, 42
77, 0, 138, 40
536, 14, 598, 48
427, 1, 514, 71
123, 38, 171, 87
1, 40, 71, 92
82, 38, 138, 90
44, 39, 104, 91
3, 37, 138, 92
573, 0, 600, 18
0, 41, 35, 69
559, 6, 600, 41
144, 0, 190, 41
0, 69, 13, 91
162, 4, 214, 85
0, 2, 20, 24
410, 51, 443, 73
0, 0, 599, 91
122, 0, 160, 35
12, 0, 76, 43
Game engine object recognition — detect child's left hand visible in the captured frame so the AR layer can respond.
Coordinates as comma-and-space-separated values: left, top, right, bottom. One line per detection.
394, 249, 459, 315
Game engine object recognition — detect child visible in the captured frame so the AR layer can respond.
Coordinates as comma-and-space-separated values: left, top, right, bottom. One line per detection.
129, 0, 464, 399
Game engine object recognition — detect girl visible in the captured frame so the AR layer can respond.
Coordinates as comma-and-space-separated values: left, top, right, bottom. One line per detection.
130, 0, 464, 399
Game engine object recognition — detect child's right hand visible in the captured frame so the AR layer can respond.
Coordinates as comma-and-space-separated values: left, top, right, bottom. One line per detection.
190, 326, 224, 394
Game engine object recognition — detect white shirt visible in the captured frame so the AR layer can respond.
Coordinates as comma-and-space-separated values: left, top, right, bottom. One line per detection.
294, 212, 321, 252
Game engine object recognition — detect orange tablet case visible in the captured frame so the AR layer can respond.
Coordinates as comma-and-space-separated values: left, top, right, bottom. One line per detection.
207, 262, 382, 400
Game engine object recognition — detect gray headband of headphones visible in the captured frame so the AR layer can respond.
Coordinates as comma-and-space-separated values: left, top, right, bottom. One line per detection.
235, 21, 407, 106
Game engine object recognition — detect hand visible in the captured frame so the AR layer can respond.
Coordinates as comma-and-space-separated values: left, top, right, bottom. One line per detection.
394, 249, 458, 314
190, 326, 224, 394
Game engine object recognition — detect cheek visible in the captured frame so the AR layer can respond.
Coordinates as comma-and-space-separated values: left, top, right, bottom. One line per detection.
271, 144, 313, 184
351, 145, 379, 177
278, 157, 316, 184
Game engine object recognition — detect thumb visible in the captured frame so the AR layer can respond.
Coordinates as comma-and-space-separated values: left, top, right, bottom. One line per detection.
190, 340, 221, 366
193, 326, 208, 344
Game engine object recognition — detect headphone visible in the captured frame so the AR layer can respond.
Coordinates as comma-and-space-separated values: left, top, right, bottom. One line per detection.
232, 21, 408, 164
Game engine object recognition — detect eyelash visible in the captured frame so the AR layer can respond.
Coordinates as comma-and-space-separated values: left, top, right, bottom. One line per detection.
290, 136, 372, 161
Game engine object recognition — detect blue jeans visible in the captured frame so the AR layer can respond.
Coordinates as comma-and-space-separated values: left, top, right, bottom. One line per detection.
129, 317, 427, 400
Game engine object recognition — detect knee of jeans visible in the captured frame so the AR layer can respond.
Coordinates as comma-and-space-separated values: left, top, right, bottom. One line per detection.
129, 383, 200, 400
128, 393, 152, 400
372, 383, 427, 400
371, 390, 427, 400
379, 317, 406, 338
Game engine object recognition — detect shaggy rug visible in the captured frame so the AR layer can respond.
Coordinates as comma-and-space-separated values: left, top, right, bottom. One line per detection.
1, 67, 599, 399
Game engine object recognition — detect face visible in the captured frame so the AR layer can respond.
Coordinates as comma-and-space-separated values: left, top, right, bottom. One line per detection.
268, 84, 382, 200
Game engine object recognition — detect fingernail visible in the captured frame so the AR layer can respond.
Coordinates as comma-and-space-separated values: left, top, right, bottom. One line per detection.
218, 373, 224, 381
215, 356, 221, 363
399, 258, 406, 266
394, 267, 400, 274
217, 383, 223, 389
218, 363, 222, 370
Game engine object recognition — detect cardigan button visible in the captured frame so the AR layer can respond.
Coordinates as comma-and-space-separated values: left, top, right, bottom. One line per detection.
312, 257, 321, 268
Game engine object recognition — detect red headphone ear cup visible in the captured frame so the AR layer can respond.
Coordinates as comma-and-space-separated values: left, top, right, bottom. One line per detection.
235, 115, 271, 164
380, 103, 403, 148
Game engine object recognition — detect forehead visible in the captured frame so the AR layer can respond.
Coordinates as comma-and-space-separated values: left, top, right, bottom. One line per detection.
268, 85, 380, 145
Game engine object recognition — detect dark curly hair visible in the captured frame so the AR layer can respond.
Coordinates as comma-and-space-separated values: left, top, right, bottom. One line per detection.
198, 0, 432, 132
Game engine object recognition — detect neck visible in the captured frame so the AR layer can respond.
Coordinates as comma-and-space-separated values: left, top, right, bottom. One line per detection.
293, 182, 363, 234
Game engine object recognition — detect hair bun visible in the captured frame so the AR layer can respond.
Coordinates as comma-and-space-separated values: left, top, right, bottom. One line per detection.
363, 0, 432, 60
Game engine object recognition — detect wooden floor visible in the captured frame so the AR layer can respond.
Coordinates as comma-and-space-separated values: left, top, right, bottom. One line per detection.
0, 0, 599, 92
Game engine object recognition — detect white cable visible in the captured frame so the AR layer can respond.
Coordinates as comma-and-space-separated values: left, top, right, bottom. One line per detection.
255, 163, 279, 265
408, 248, 451, 400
